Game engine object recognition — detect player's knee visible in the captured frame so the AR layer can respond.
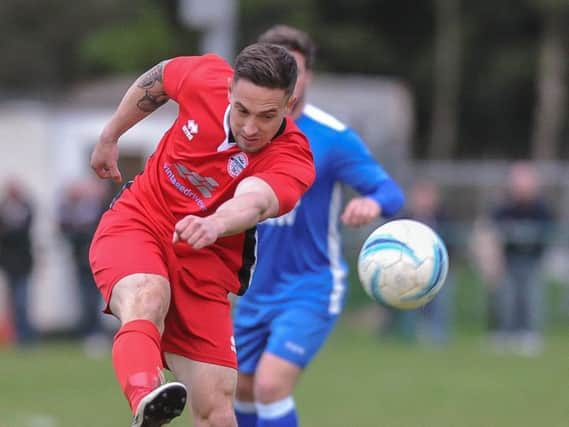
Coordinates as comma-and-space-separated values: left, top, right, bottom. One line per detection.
194, 397, 236, 427
116, 278, 170, 324
253, 377, 286, 403
208, 408, 236, 427
133, 287, 169, 321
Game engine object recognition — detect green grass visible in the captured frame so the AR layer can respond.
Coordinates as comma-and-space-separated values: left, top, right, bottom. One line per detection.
1, 321, 568, 427
298, 324, 569, 427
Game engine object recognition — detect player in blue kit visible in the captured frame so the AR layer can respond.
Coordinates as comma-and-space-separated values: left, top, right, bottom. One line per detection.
233, 25, 405, 427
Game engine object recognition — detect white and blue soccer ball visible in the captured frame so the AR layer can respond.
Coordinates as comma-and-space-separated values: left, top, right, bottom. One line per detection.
357, 219, 449, 310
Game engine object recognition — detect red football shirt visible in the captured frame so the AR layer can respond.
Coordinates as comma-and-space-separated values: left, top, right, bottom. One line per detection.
121, 54, 315, 294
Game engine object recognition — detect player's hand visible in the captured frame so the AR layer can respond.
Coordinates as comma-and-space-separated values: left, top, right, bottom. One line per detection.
90, 140, 123, 184
341, 197, 381, 227
173, 215, 224, 249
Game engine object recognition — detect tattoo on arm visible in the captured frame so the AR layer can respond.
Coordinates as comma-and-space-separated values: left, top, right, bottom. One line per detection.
136, 62, 169, 112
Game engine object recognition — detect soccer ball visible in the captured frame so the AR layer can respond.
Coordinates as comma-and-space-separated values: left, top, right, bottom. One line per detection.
357, 219, 449, 310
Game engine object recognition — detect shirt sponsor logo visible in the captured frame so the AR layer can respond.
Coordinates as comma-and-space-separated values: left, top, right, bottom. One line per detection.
182, 119, 199, 141
227, 152, 248, 178
163, 163, 207, 211
175, 163, 219, 198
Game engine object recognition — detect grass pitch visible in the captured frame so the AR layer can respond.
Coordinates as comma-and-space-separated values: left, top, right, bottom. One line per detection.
1, 321, 568, 427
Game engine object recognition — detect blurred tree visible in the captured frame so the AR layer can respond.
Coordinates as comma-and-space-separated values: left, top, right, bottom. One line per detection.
312, 0, 433, 76
459, 0, 540, 158
0, 0, 197, 94
2, 0, 565, 160
80, 2, 198, 76
529, 0, 568, 159
0, 0, 131, 94
239, 0, 565, 159
240, 0, 435, 156
429, 0, 461, 159
239, 0, 317, 47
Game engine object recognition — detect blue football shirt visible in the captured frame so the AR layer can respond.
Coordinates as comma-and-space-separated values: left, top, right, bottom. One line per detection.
236, 104, 404, 318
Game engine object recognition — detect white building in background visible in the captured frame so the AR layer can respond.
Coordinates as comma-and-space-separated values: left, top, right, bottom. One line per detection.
0, 74, 413, 333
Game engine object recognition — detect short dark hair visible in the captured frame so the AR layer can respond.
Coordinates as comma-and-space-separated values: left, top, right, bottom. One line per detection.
233, 43, 298, 97
258, 25, 316, 70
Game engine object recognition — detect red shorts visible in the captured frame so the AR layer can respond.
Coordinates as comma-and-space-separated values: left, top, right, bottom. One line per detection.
89, 202, 237, 369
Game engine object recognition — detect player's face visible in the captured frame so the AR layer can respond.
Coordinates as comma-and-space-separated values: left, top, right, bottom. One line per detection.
289, 50, 312, 117
229, 79, 295, 153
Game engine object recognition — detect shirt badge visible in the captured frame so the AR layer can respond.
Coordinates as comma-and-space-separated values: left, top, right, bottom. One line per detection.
227, 152, 249, 177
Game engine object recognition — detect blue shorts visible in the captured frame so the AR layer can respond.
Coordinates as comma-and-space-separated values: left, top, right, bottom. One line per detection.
233, 304, 338, 373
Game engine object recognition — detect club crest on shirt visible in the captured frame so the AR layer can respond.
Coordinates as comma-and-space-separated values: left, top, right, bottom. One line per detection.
227, 152, 249, 177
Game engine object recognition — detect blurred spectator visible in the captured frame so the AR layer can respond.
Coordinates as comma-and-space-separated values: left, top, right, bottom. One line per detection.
58, 179, 109, 353
472, 162, 554, 356
0, 179, 36, 346
380, 179, 455, 345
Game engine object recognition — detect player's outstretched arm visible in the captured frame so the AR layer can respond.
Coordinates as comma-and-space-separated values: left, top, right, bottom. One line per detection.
341, 179, 405, 227
173, 177, 279, 249
341, 196, 382, 227
90, 61, 170, 182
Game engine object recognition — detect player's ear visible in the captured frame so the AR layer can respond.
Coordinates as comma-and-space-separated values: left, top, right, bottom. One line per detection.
286, 95, 297, 114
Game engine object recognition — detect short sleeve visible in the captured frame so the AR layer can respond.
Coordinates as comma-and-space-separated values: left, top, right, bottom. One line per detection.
254, 133, 315, 215
163, 55, 229, 102
163, 56, 198, 101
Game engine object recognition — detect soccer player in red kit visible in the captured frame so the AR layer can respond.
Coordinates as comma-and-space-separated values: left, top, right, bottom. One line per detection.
88, 43, 315, 427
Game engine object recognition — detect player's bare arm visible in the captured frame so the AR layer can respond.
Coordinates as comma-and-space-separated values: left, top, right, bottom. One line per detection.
101, 60, 170, 141
136, 62, 169, 112
341, 196, 382, 227
173, 177, 279, 249
90, 139, 123, 183
91, 61, 171, 183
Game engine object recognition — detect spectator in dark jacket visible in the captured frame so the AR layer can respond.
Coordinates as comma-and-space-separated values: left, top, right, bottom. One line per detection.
0, 179, 35, 345
473, 162, 554, 356
58, 179, 109, 348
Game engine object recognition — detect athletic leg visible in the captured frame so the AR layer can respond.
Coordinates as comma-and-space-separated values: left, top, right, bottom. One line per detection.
233, 304, 273, 427
235, 373, 258, 427
253, 307, 338, 427
109, 273, 187, 423
254, 354, 301, 427
166, 352, 237, 427
89, 199, 187, 426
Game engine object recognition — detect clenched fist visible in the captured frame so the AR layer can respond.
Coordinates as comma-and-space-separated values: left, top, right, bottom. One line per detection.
173, 215, 225, 249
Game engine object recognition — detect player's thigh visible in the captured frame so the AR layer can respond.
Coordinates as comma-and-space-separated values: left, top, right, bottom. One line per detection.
165, 353, 237, 415
233, 308, 273, 375
266, 306, 338, 369
90, 209, 169, 315
162, 275, 237, 369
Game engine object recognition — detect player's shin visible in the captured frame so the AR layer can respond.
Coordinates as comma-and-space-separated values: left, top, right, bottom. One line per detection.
112, 319, 164, 413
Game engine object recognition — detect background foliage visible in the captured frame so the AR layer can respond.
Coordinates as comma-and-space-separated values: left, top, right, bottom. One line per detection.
0, 0, 567, 158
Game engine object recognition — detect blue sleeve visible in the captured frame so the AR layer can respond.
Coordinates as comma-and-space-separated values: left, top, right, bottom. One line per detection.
366, 179, 405, 218
332, 128, 405, 218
